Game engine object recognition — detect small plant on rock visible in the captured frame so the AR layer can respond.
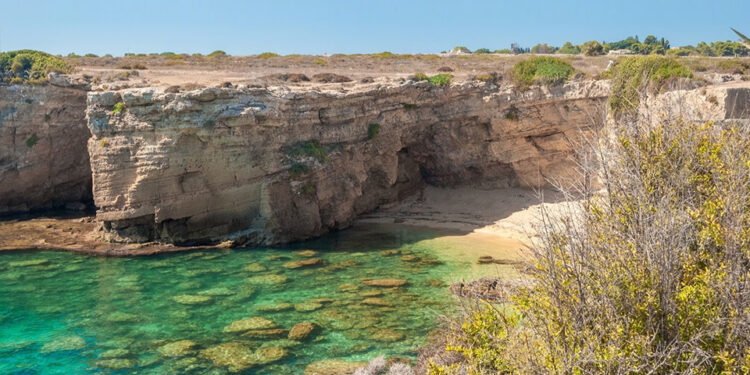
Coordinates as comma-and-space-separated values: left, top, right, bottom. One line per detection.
368, 123, 380, 140
428, 74, 453, 86
112, 102, 126, 114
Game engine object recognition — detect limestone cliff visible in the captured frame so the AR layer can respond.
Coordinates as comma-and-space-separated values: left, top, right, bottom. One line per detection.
0, 78, 91, 214
86, 80, 609, 245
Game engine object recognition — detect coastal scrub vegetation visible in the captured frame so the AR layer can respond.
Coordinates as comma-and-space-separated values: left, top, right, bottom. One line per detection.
428, 74, 453, 86
511, 56, 574, 88
288, 141, 329, 163
605, 55, 693, 118
258, 52, 280, 59
0, 50, 71, 83
432, 117, 750, 374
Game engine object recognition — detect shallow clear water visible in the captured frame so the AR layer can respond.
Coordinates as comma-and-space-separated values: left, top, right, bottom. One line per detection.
0, 224, 507, 374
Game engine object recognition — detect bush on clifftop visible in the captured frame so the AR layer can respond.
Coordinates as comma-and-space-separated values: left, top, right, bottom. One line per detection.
604, 55, 693, 118
511, 56, 574, 88
0, 50, 71, 83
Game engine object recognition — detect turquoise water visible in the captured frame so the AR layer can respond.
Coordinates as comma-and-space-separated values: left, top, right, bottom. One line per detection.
0, 224, 481, 374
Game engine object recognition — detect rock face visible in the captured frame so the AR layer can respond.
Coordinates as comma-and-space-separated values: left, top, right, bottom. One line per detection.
0, 82, 91, 214
642, 82, 750, 124
86, 80, 610, 245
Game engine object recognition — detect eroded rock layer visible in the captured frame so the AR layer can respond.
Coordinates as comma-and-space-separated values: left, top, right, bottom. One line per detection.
0, 82, 91, 214
86, 81, 609, 245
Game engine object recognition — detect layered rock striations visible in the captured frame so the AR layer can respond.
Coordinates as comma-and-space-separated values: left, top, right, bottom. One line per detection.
86, 80, 609, 245
0, 79, 92, 214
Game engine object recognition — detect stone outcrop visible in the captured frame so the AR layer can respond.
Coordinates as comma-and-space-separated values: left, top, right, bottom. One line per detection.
0, 80, 92, 214
642, 82, 750, 124
85, 80, 610, 245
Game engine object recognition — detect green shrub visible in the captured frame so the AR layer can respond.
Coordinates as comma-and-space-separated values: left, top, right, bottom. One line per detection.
717, 58, 750, 73
288, 141, 328, 163
504, 105, 520, 120
25, 133, 39, 148
314, 58, 327, 65
493, 49, 512, 54
112, 102, 126, 114
289, 162, 309, 176
0, 50, 71, 83
258, 52, 280, 59
428, 73, 453, 86
372, 51, 394, 58
84, 53, 98, 57
433, 120, 750, 374
605, 56, 693, 118
413, 72, 428, 81
402, 103, 417, 110
511, 56, 574, 88
367, 123, 380, 140
208, 50, 227, 57
473, 48, 491, 54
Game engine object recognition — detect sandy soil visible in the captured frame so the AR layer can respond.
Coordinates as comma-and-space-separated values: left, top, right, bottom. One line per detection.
359, 186, 567, 244
71, 53, 612, 88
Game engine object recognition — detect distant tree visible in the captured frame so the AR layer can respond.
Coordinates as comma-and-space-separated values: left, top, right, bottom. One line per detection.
582, 40, 604, 56
530, 43, 557, 54
557, 42, 580, 54
473, 48, 491, 54
605, 36, 639, 50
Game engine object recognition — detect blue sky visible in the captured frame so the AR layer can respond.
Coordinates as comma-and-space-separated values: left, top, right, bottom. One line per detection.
1, 0, 748, 56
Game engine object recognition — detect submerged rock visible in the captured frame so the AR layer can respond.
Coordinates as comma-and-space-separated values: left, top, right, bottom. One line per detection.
294, 301, 323, 312
400, 255, 419, 262
201, 342, 287, 371
283, 257, 323, 269
362, 297, 394, 307
246, 274, 288, 285
106, 312, 140, 323
288, 322, 319, 340
293, 250, 318, 257
99, 348, 130, 358
40, 335, 86, 353
305, 359, 367, 375
261, 339, 301, 349
362, 279, 407, 287
198, 287, 235, 296
96, 358, 135, 370
158, 340, 197, 357
172, 294, 213, 305
256, 302, 293, 312
242, 328, 287, 339
223, 317, 277, 333
201, 342, 256, 372
243, 262, 267, 272
371, 329, 405, 342
338, 283, 359, 292
252, 346, 287, 364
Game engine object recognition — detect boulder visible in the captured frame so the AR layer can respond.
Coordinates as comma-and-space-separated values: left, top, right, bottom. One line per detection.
223, 317, 277, 333
288, 322, 319, 340
283, 257, 323, 269
158, 340, 197, 357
